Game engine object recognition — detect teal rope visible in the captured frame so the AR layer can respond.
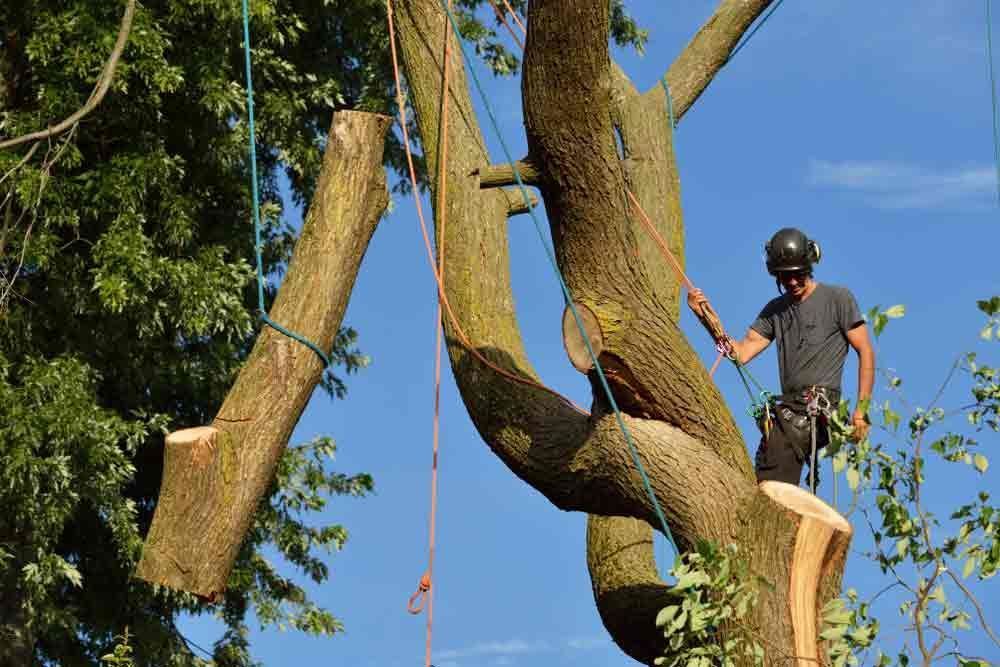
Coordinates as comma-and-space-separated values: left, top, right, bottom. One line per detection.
987, 0, 1000, 206
240, 0, 332, 367
660, 78, 676, 131
727, 0, 787, 62
438, 1, 678, 555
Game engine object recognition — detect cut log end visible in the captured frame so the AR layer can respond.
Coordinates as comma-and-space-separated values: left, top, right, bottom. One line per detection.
562, 302, 603, 372
759, 481, 851, 535
166, 426, 219, 467
760, 481, 852, 667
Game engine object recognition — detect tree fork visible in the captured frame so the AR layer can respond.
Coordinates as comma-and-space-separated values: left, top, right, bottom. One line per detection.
134, 110, 391, 597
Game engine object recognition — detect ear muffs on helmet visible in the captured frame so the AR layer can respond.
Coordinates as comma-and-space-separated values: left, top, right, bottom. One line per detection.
807, 240, 821, 265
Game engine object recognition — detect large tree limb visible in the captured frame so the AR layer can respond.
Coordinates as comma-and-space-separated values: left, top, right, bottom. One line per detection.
0, 0, 136, 151
134, 111, 391, 597
658, 0, 777, 124
522, 0, 748, 472
394, 0, 751, 537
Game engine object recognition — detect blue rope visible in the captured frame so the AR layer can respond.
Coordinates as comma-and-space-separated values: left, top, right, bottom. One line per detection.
660, 78, 676, 131
727, 0, 787, 63
240, 0, 332, 367
438, 1, 678, 555
987, 0, 1000, 206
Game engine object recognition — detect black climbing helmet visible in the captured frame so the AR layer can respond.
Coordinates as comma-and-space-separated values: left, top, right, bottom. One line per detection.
764, 227, 821, 276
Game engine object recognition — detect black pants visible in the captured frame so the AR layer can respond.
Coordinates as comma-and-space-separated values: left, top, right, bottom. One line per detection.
754, 402, 830, 487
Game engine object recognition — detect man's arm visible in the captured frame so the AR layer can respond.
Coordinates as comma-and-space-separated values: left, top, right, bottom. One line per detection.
686, 288, 771, 364
846, 324, 875, 441
729, 328, 771, 365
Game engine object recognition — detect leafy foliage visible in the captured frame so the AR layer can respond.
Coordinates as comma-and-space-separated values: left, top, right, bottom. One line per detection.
820, 300, 1000, 666
655, 542, 764, 667
1, 0, 389, 663
822, 589, 880, 667
101, 629, 136, 667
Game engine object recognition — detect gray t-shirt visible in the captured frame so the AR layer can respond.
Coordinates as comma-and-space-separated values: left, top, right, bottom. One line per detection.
750, 283, 863, 394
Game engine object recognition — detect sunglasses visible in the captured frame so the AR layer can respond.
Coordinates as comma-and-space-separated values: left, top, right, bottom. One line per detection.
777, 271, 810, 283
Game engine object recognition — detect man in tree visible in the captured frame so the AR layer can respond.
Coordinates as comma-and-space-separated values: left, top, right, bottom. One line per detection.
688, 227, 875, 490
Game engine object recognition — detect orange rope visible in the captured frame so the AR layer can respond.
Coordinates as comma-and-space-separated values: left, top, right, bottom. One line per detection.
385, 2, 587, 418
386, 2, 588, 662
499, 0, 527, 35
485, 0, 524, 49
487, 9, 729, 376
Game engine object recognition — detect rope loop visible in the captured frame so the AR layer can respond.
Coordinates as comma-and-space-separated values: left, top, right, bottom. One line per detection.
407, 572, 432, 614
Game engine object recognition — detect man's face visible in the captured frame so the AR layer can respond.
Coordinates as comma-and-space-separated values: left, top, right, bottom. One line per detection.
777, 270, 811, 299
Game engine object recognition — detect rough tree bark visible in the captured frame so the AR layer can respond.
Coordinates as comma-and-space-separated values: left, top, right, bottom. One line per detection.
135, 110, 391, 597
393, 0, 853, 664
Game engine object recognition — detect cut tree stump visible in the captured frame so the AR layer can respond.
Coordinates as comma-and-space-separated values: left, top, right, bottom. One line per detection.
760, 481, 853, 667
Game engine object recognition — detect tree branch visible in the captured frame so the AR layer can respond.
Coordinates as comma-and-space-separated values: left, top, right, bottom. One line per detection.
657, 0, 776, 124
475, 158, 541, 188
0, 0, 136, 151
522, 0, 749, 472
135, 111, 391, 597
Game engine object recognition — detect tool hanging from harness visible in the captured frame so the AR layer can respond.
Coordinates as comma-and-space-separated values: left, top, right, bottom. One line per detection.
804, 388, 834, 493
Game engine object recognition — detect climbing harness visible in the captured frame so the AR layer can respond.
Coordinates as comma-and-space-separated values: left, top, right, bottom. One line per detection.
803, 388, 834, 494
239, 0, 332, 367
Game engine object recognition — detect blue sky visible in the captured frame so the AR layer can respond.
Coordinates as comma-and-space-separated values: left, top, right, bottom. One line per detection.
182, 2, 999, 664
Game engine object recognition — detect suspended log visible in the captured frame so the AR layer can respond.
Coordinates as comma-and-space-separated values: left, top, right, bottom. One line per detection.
135, 110, 392, 598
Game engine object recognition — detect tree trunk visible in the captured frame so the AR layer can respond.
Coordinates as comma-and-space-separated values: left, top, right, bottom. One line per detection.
135, 110, 391, 598
394, 0, 853, 664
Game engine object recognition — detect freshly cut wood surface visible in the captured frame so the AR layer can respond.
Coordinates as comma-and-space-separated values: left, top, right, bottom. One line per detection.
761, 481, 853, 666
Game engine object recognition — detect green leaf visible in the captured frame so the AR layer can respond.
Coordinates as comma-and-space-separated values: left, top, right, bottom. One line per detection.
820, 625, 847, 641
832, 450, 848, 473
884, 304, 905, 319
973, 454, 989, 473
846, 467, 861, 490
655, 605, 679, 628
963, 557, 977, 579
896, 537, 910, 558
977, 296, 1000, 316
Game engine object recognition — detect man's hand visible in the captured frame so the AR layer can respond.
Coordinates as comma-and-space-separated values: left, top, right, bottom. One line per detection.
687, 287, 709, 316
850, 407, 870, 442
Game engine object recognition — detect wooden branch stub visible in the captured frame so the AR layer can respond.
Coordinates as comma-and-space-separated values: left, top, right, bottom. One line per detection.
760, 481, 853, 667
476, 158, 541, 188
504, 188, 538, 216
562, 302, 603, 372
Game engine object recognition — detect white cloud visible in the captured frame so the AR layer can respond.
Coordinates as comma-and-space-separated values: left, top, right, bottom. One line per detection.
432, 635, 612, 666
806, 159, 997, 209
565, 636, 610, 650
434, 639, 551, 662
